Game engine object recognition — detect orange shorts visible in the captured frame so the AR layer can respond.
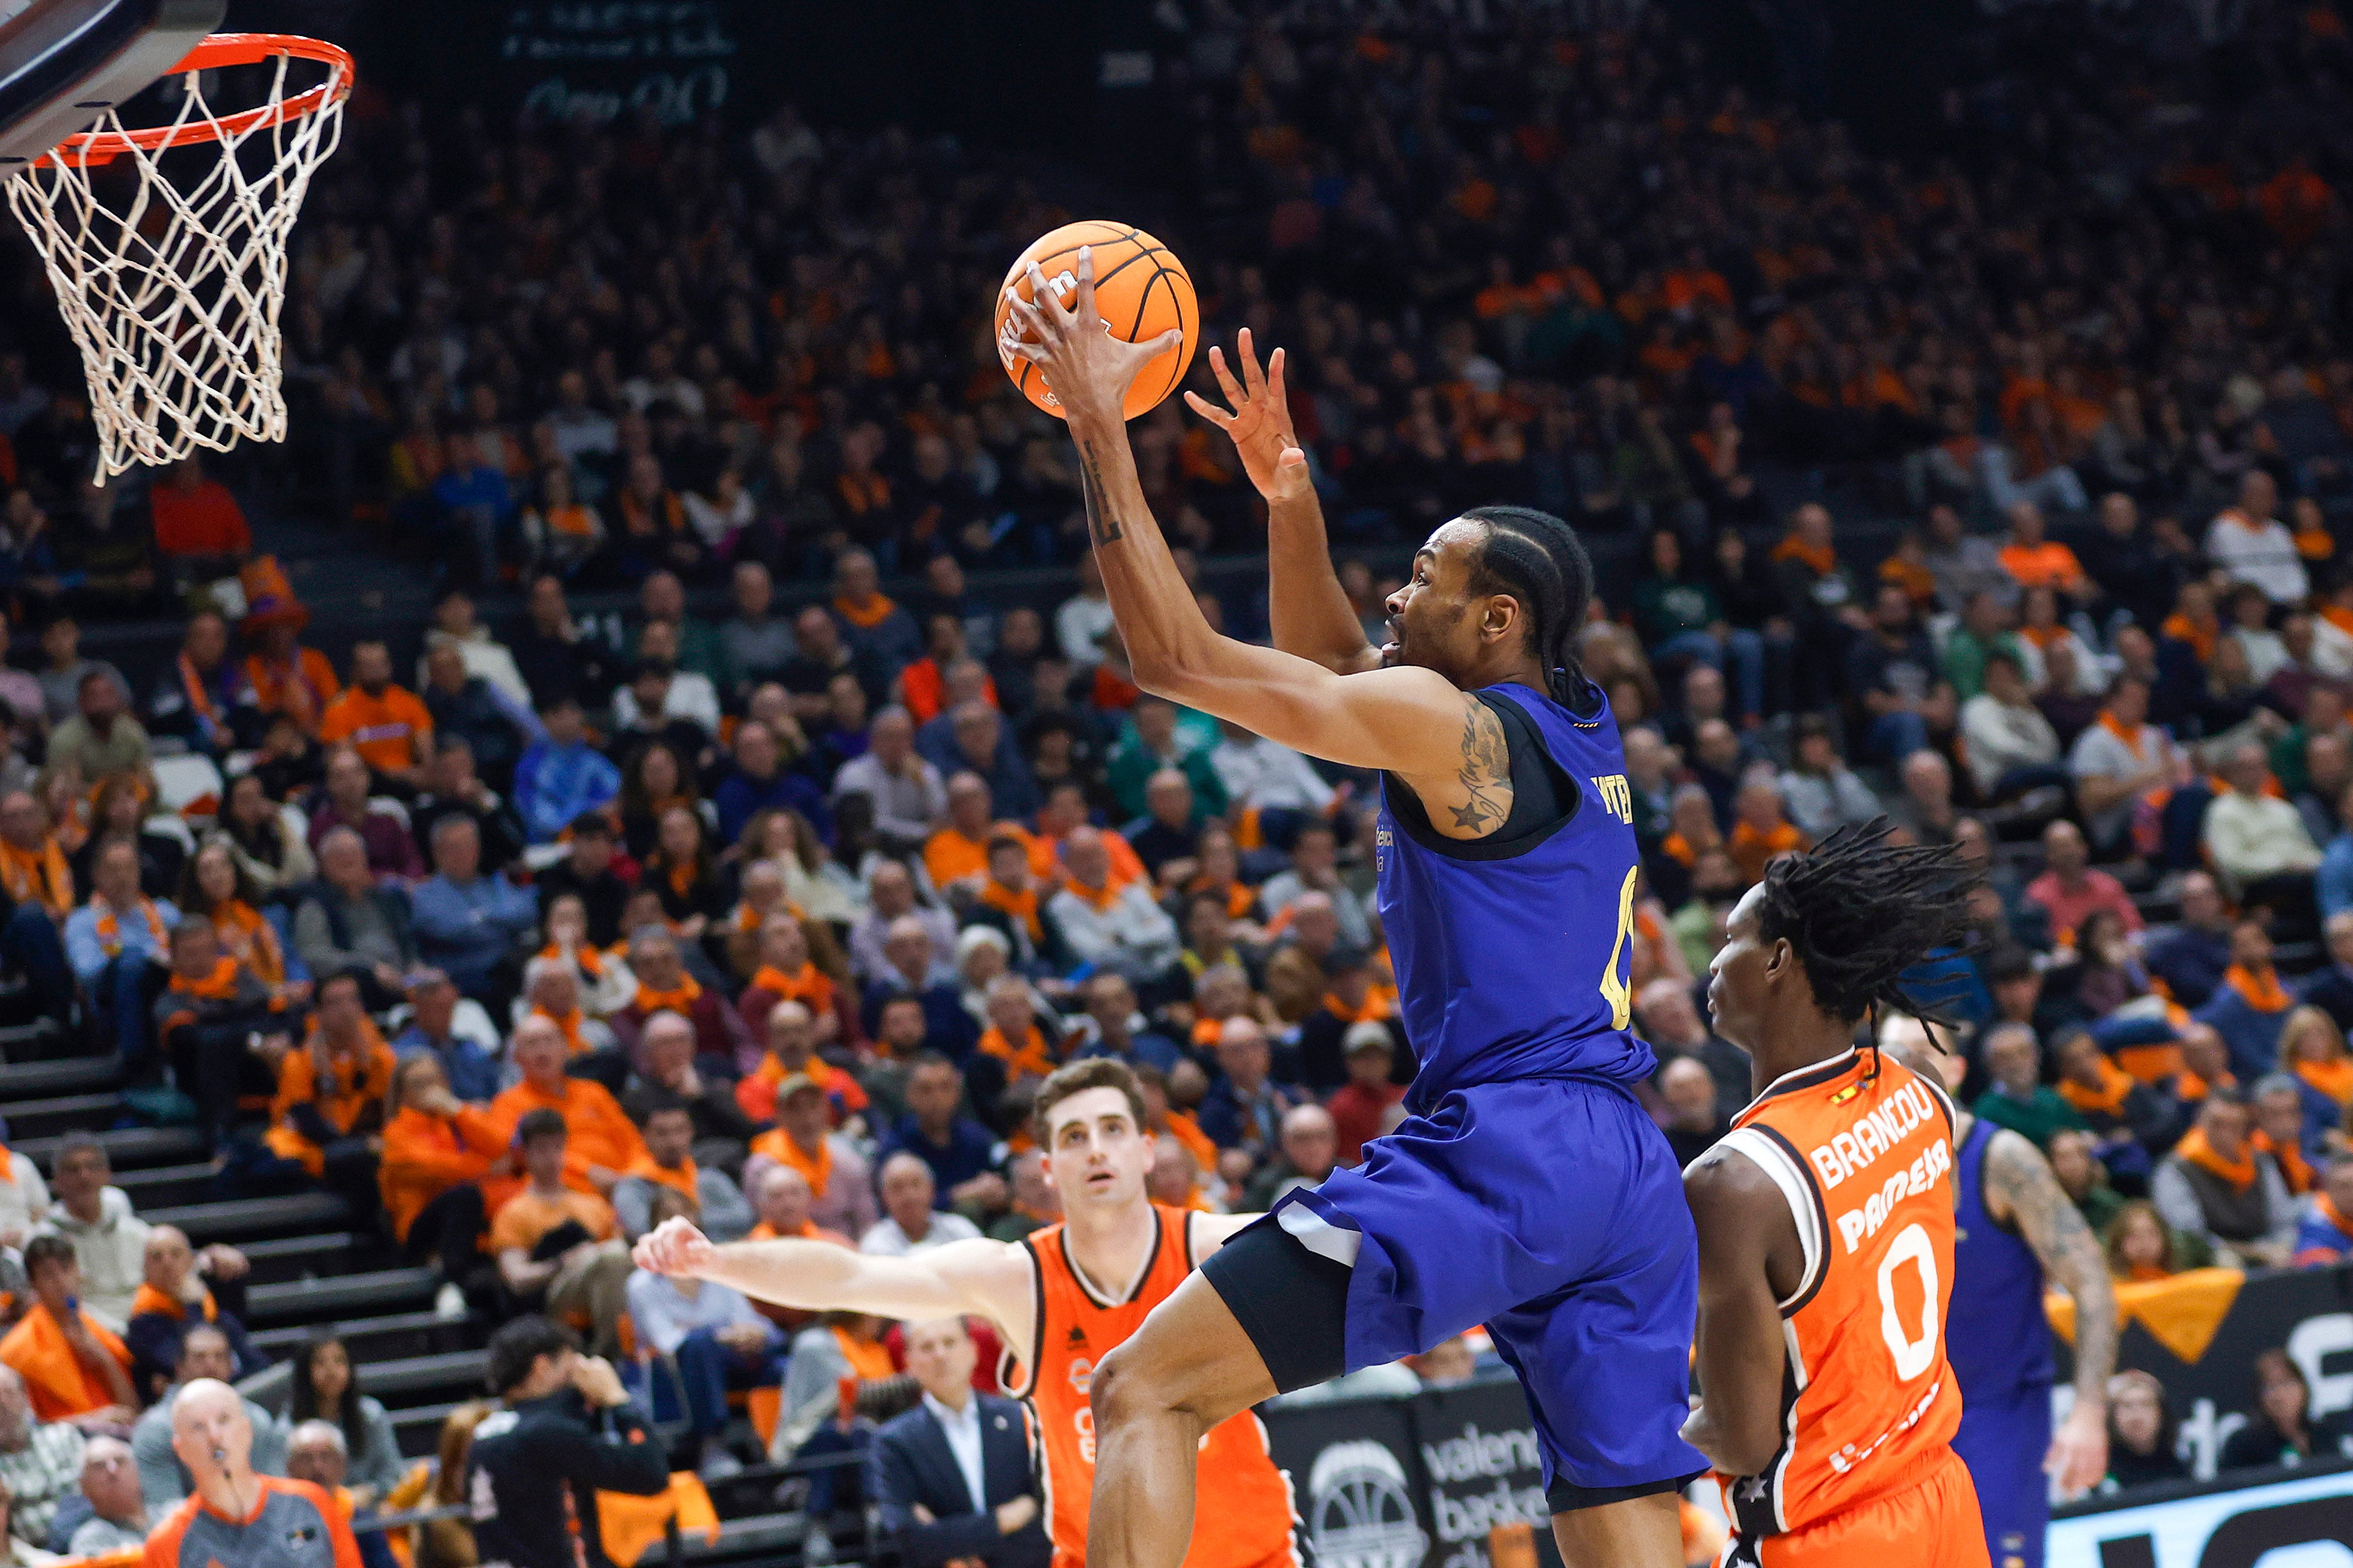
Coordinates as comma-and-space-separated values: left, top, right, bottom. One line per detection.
1728, 1451, 1990, 1568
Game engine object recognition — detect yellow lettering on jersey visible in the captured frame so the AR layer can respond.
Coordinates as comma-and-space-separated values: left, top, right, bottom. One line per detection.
1589, 774, 1634, 824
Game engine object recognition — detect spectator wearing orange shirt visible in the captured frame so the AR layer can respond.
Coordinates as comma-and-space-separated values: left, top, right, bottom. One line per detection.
488, 1014, 649, 1201
922, 773, 1026, 895
1726, 774, 1809, 885
262, 973, 398, 1228
378, 1054, 504, 1310
489, 1110, 634, 1356
1996, 501, 2089, 599
318, 642, 433, 793
147, 458, 251, 573
0, 1236, 134, 1428
240, 572, 339, 739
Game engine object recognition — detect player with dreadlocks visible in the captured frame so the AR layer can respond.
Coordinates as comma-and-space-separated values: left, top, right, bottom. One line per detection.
1688, 822, 1989, 1567
999, 281, 1708, 1567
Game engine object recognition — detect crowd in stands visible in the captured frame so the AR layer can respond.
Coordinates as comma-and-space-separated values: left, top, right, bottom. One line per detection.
0, 0, 2350, 1548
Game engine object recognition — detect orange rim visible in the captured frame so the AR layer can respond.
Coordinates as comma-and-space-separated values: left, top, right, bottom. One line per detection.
35, 33, 353, 169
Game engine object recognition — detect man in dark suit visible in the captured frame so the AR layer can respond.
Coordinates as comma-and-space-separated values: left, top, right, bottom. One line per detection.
868, 1317, 1049, 1568
2301, 910, 2353, 1035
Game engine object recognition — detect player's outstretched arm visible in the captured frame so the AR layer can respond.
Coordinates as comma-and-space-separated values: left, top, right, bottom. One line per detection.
1183, 329, 1377, 677
1681, 1149, 1798, 1478
1984, 1128, 2115, 1493
633, 1217, 1024, 1324
1007, 254, 1477, 786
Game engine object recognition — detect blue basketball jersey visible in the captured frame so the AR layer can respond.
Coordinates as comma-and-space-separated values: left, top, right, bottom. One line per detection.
1375, 680, 1656, 1113
1949, 1115, 2055, 1395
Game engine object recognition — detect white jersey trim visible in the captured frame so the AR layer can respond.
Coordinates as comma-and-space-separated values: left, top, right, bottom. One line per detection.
1716, 1127, 1825, 1313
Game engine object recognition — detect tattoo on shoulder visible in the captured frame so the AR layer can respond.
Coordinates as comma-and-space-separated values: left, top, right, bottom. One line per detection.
1988, 1134, 2099, 1263
1077, 440, 1123, 548
1448, 701, 1511, 832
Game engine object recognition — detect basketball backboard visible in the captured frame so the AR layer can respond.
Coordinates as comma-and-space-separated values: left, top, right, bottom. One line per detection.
0, 0, 222, 167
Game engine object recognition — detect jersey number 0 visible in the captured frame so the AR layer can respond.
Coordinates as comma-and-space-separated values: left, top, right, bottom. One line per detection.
1876, 1222, 1940, 1380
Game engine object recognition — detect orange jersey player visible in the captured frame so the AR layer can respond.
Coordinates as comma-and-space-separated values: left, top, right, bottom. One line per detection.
1685, 824, 1989, 1567
634, 1057, 1299, 1568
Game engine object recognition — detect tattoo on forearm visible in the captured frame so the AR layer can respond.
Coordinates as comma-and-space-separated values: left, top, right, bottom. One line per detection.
1449, 702, 1511, 832
1077, 440, 1124, 547
1992, 1135, 2119, 1386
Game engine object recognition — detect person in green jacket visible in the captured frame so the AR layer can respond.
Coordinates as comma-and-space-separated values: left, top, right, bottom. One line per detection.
1106, 695, 1229, 822
1972, 1020, 2089, 1148
1628, 528, 1764, 722
1942, 588, 2025, 702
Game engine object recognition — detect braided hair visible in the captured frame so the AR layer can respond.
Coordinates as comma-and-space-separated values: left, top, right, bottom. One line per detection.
1756, 820, 1979, 1028
1459, 505, 1596, 710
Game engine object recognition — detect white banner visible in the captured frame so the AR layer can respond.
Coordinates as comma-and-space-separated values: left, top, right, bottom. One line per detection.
2046, 1467, 2353, 1567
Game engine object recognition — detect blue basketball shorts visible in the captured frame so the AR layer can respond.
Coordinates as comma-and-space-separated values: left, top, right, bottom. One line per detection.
1951, 1381, 2052, 1568
1266, 1075, 1708, 1502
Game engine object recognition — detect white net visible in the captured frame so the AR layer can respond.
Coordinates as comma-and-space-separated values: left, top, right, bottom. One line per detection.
2, 44, 347, 479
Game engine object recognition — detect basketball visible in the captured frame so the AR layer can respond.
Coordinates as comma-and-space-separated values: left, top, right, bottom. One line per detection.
995, 220, 1196, 421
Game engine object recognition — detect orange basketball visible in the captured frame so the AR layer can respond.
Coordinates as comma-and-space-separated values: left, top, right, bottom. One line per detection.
995, 221, 1197, 421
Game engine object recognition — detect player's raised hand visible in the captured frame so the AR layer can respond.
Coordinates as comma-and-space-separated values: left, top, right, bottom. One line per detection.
1183, 327, 1309, 504
1006, 247, 1183, 428
633, 1215, 715, 1277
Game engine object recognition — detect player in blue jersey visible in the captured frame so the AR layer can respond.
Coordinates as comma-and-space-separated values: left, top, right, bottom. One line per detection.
1004, 259, 1704, 1567
1884, 1022, 2119, 1568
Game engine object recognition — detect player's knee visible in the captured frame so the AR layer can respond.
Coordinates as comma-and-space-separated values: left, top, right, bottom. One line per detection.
1088, 1341, 1175, 1432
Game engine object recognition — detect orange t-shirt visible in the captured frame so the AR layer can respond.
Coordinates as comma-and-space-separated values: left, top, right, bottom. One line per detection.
264, 1032, 398, 1177
1729, 819, 1809, 885
490, 1186, 618, 1254
0, 1302, 130, 1421
246, 648, 342, 732
1713, 1052, 1963, 1541
1004, 1204, 1295, 1568
378, 1104, 508, 1243
318, 683, 433, 774
923, 827, 989, 889
487, 1077, 649, 1205
1997, 540, 2086, 595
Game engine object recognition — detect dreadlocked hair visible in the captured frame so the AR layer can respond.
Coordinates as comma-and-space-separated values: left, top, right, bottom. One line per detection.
1757, 818, 1980, 1028
1459, 505, 1596, 711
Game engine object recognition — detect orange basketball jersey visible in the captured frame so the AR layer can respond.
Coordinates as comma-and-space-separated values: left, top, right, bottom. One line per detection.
1715, 1050, 1966, 1545
1003, 1203, 1298, 1568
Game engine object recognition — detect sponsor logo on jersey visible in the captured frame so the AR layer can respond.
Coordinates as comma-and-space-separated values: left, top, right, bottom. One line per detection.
1832, 1136, 1952, 1254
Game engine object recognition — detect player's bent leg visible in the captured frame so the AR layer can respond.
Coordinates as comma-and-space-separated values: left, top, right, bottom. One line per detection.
1087, 1271, 1280, 1568
1550, 1490, 1684, 1568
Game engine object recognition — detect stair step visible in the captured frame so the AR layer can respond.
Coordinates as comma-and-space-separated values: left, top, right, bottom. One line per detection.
110, 1163, 220, 1210
11, 1126, 208, 1176
249, 1309, 485, 1363
246, 1267, 440, 1326
142, 1192, 352, 1246
234, 1232, 370, 1285
0, 1058, 125, 1101
346, 1349, 489, 1404
0, 1094, 131, 1139
388, 1400, 466, 1458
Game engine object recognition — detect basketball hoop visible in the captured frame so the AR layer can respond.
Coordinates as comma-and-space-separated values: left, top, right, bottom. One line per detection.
3, 33, 352, 478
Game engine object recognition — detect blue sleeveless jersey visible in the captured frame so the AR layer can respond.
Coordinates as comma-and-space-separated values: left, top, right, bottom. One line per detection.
1949, 1116, 2054, 1395
1375, 681, 1656, 1114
